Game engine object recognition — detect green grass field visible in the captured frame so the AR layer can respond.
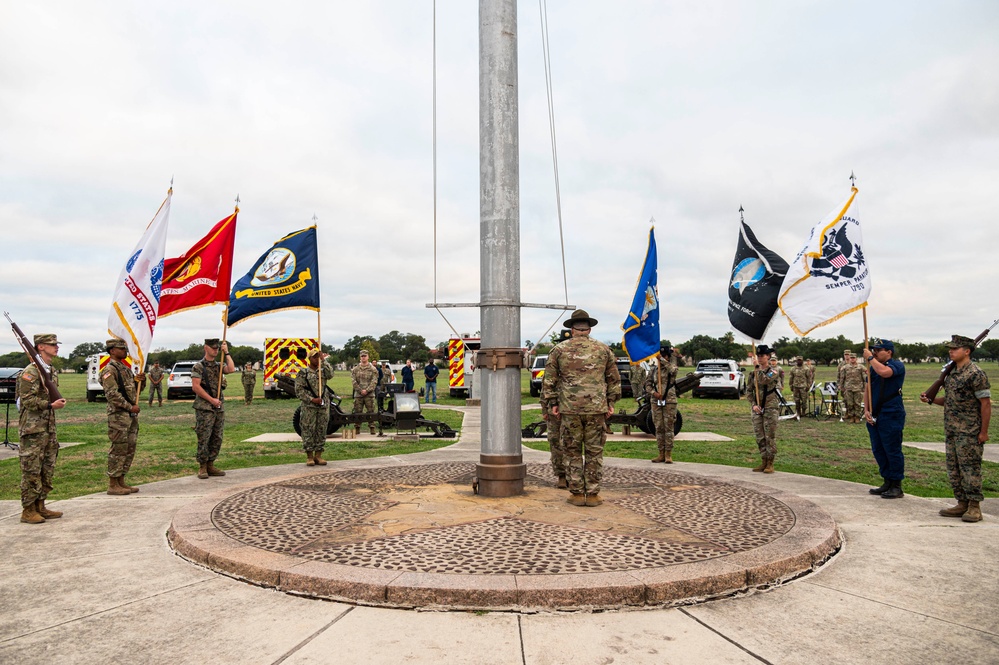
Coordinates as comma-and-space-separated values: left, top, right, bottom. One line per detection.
1, 362, 995, 500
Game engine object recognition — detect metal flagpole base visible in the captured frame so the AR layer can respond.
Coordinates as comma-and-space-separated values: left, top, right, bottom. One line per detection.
476, 454, 526, 497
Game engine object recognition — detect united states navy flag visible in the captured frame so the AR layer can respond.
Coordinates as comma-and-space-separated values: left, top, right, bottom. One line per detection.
227, 226, 320, 327
621, 228, 660, 365
727, 220, 789, 341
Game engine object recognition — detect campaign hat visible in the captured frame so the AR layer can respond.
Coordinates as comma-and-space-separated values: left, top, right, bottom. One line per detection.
563, 309, 598, 328
755, 344, 774, 356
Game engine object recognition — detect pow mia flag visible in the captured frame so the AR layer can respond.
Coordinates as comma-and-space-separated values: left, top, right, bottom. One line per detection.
779, 187, 871, 336
727, 219, 789, 341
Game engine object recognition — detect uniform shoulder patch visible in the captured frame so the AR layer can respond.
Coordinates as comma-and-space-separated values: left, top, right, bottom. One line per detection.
22, 372, 35, 382
103, 372, 113, 380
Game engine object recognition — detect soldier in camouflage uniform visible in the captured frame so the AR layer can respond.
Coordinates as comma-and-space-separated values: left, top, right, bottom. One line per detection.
769, 355, 785, 393
191, 338, 235, 479
542, 309, 621, 507
296, 349, 334, 466
16, 333, 67, 524
789, 357, 810, 420
840, 354, 867, 423
146, 361, 164, 406
351, 351, 379, 435
922, 335, 992, 522
629, 362, 647, 401
101, 338, 141, 496
241, 362, 257, 404
376, 361, 393, 412
645, 343, 679, 464
747, 344, 780, 473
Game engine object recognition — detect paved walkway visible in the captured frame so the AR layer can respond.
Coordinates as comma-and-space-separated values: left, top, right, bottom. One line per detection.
1, 407, 997, 664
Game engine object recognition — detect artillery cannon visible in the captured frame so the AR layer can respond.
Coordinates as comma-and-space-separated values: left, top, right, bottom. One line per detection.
522, 372, 702, 438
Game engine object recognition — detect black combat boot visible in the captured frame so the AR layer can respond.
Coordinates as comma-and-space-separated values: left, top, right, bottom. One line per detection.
881, 479, 904, 499
868, 479, 890, 495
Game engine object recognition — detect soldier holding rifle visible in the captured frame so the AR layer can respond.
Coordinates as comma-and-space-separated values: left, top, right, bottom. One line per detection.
747, 344, 780, 473
921, 334, 992, 523
101, 337, 141, 496
10, 326, 67, 524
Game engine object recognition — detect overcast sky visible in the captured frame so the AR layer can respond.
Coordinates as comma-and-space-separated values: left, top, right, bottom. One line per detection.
2, 1, 997, 358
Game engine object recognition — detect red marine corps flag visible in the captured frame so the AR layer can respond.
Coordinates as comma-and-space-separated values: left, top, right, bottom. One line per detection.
158, 206, 238, 317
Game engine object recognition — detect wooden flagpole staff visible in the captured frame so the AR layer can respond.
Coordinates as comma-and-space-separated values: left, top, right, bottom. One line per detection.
862, 306, 872, 421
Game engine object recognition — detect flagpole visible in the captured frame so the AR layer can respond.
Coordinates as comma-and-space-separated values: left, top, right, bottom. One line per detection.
751, 341, 761, 406
862, 305, 872, 420
216, 304, 229, 401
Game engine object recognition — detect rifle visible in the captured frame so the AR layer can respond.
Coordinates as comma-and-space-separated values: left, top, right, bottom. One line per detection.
4, 312, 64, 403
923, 318, 999, 403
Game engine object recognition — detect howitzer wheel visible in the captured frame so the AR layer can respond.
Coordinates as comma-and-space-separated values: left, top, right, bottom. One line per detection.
293, 406, 343, 437
640, 409, 684, 435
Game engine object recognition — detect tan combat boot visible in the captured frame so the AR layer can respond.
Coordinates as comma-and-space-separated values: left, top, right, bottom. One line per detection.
107, 476, 131, 496
306, 451, 315, 466
663, 451, 673, 464
21, 504, 45, 524
206, 463, 226, 477
939, 500, 969, 518
369, 426, 377, 435
961, 501, 983, 523
36, 499, 63, 519
566, 494, 586, 506
556, 475, 567, 489
763, 458, 775, 474
119, 476, 139, 493
314, 451, 327, 466
651, 453, 666, 463
752, 459, 766, 472
585, 494, 603, 507
197, 463, 209, 480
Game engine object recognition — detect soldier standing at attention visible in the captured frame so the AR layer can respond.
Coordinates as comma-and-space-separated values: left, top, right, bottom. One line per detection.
747, 344, 780, 473
351, 351, 379, 436
241, 362, 256, 405
922, 335, 991, 522
769, 355, 785, 394
542, 309, 621, 507
841, 354, 867, 424
296, 349, 334, 466
629, 362, 647, 401
863, 338, 906, 499
191, 338, 235, 479
102, 338, 140, 496
147, 361, 164, 406
789, 357, 810, 420
645, 342, 679, 464
16, 333, 67, 524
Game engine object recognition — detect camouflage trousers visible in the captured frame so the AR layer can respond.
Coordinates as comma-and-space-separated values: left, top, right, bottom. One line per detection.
651, 402, 676, 454
546, 416, 565, 477
561, 413, 607, 495
751, 408, 778, 461
243, 384, 254, 404
19, 431, 58, 508
195, 408, 225, 464
844, 390, 864, 420
946, 433, 984, 502
352, 393, 377, 431
107, 411, 138, 478
300, 405, 329, 452
792, 387, 809, 417
147, 383, 162, 405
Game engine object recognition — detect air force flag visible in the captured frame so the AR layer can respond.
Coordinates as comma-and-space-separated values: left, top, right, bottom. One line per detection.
621, 228, 660, 364
227, 226, 320, 327
728, 220, 789, 341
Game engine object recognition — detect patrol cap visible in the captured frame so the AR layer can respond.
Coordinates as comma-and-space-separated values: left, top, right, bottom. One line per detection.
33, 333, 60, 346
105, 337, 128, 351
307, 348, 322, 358
869, 338, 895, 353
945, 334, 975, 350
755, 344, 774, 357
563, 309, 598, 328
204, 338, 221, 348
360, 350, 369, 357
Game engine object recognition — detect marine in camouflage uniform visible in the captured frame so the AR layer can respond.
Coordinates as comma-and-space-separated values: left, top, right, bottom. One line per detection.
840, 355, 867, 423
923, 335, 992, 522
747, 345, 780, 473
146, 362, 164, 406
644, 345, 678, 464
789, 358, 810, 420
191, 338, 235, 479
541, 309, 621, 507
241, 363, 257, 404
296, 350, 334, 465
16, 333, 67, 524
101, 338, 140, 496
351, 351, 379, 435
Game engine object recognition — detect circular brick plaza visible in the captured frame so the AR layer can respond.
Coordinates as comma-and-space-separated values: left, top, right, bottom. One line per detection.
167, 462, 841, 611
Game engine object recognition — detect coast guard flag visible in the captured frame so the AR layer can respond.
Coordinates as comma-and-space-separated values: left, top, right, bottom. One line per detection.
227, 226, 320, 327
108, 189, 171, 371
159, 210, 238, 317
779, 187, 870, 336
728, 220, 789, 341
621, 228, 660, 365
